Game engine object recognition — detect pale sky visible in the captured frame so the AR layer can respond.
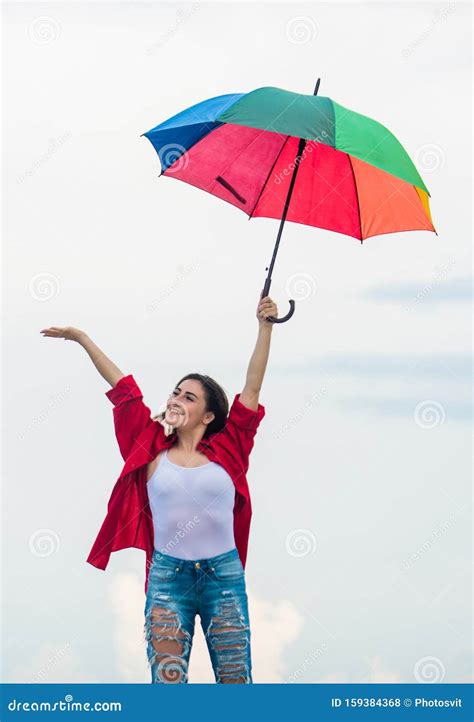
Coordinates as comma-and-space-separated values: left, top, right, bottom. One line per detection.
3, 1, 472, 684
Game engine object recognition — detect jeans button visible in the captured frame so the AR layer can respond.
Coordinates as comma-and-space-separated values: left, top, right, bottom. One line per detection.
195, 561, 200, 568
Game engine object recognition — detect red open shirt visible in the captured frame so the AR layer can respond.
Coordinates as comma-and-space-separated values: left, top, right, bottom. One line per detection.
86, 374, 265, 594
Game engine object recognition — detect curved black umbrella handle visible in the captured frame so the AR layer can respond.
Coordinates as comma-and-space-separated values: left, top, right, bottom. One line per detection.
269, 299, 295, 324
260, 278, 296, 324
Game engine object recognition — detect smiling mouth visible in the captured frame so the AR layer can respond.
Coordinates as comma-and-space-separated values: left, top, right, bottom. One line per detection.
168, 407, 184, 415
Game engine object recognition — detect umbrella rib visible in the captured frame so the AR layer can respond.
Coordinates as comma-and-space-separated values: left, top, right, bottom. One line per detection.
347, 154, 363, 242
248, 135, 290, 220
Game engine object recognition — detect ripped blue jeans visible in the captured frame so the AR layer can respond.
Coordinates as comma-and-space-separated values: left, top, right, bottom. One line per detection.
143, 546, 252, 684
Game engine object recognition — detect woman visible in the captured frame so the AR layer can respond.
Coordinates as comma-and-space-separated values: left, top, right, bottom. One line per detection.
40, 293, 277, 684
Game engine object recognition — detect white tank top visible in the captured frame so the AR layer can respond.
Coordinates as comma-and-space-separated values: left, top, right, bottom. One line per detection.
147, 448, 236, 559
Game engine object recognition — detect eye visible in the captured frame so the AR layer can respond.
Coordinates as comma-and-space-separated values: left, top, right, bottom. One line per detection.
172, 390, 194, 401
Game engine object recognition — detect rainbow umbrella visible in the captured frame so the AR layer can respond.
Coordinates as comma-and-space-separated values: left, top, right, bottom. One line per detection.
142, 79, 436, 323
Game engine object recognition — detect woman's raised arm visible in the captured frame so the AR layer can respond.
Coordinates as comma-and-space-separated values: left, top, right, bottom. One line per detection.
40, 326, 124, 388
238, 294, 277, 411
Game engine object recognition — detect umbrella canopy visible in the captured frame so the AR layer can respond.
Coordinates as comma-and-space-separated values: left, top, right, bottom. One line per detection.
142, 85, 435, 243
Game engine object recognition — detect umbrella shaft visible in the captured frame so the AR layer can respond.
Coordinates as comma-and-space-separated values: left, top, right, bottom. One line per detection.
263, 136, 307, 296
263, 77, 320, 298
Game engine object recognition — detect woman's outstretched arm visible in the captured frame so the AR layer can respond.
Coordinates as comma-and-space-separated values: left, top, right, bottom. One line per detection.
40, 325, 156, 459
239, 294, 278, 411
40, 326, 124, 388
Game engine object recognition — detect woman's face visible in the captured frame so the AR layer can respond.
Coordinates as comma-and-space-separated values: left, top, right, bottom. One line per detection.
164, 379, 214, 431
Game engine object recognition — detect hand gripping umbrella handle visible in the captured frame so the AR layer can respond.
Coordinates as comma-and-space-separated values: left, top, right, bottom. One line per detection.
260, 276, 296, 324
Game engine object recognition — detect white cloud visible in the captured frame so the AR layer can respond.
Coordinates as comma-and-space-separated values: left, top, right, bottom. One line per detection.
247, 591, 304, 683
109, 572, 150, 682
364, 655, 402, 683
319, 656, 402, 684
